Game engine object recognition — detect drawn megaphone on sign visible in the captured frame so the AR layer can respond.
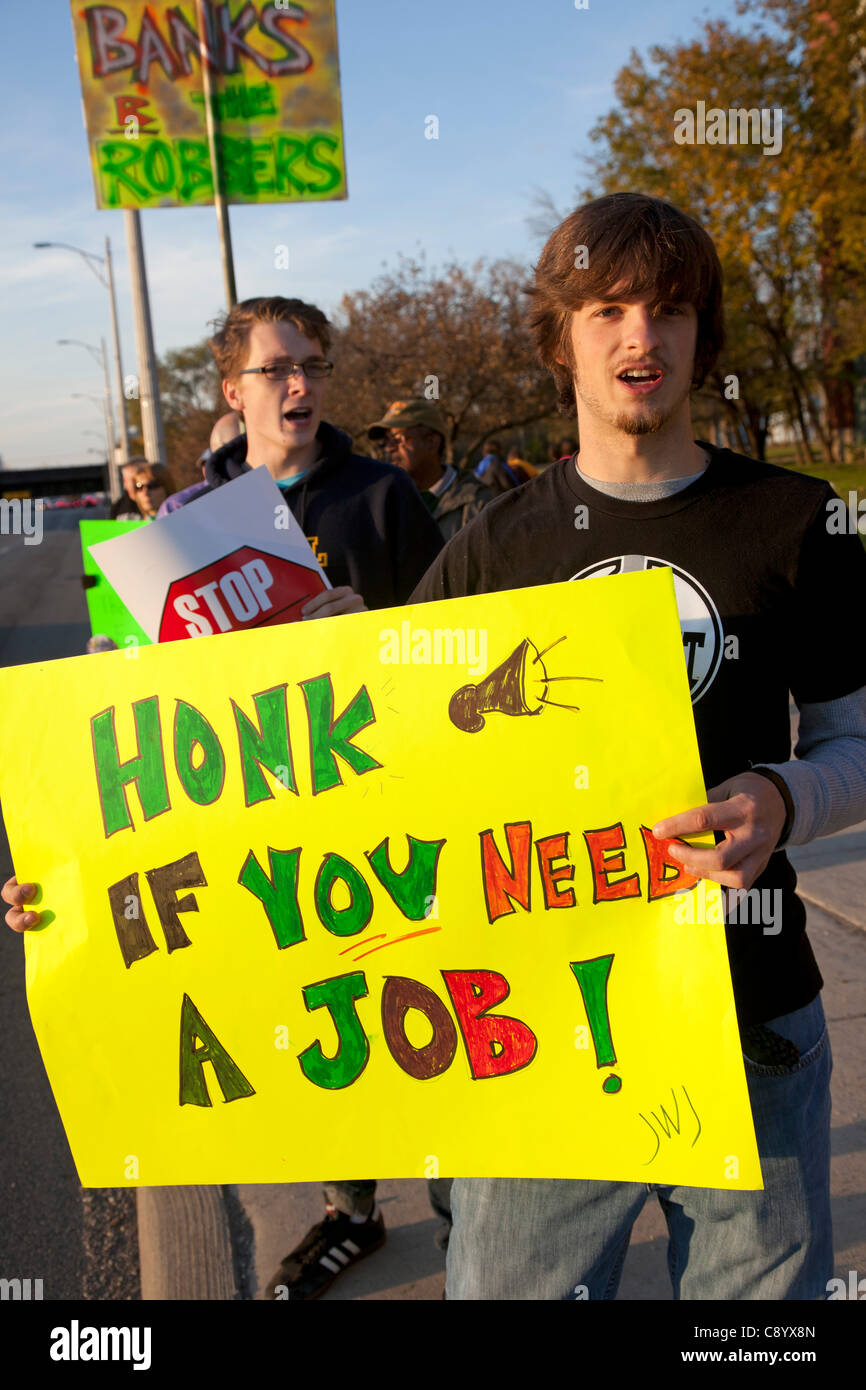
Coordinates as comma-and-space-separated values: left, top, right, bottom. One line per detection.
448, 636, 601, 733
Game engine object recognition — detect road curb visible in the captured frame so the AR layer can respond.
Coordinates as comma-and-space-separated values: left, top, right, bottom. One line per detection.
136, 1186, 239, 1300
799, 889, 866, 936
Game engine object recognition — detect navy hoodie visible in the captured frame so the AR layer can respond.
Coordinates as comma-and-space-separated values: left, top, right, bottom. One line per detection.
193, 421, 444, 611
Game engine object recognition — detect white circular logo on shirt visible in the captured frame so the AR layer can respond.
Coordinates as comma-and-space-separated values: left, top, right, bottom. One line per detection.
570, 555, 724, 704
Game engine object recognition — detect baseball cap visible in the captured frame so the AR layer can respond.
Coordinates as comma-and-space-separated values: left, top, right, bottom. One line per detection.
367, 398, 446, 440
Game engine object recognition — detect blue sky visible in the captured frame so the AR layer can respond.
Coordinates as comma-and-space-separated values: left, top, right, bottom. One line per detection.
1, 0, 728, 468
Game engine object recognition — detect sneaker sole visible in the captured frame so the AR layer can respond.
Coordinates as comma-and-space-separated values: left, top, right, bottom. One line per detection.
307, 1228, 387, 1300
268, 1228, 387, 1301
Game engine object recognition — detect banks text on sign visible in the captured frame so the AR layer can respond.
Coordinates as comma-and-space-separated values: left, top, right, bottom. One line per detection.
70, 1, 347, 209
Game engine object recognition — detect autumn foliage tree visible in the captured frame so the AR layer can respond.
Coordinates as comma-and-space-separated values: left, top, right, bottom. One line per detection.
575, 0, 865, 462
155, 341, 224, 488
152, 258, 560, 478
326, 255, 558, 463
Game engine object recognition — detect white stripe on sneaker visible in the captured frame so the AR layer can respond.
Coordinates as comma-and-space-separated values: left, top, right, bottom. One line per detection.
342, 1238, 361, 1256
329, 1246, 350, 1265
319, 1256, 341, 1274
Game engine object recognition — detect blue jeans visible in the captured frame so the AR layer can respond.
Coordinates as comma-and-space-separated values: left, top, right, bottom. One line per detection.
446, 994, 832, 1299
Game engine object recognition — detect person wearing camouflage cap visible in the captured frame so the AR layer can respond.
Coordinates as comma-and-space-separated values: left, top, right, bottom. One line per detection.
368, 398, 494, 542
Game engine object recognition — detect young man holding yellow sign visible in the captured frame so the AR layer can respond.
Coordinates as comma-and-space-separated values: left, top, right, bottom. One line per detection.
409, 192, 866, 1299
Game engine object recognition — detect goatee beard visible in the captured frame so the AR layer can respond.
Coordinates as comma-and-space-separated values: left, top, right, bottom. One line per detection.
613, 407, 667, 435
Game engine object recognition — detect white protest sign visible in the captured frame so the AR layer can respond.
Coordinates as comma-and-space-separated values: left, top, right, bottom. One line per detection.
90, 468, 329, 643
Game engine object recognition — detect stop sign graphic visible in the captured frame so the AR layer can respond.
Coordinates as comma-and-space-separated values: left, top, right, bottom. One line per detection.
159, 546, 327, 642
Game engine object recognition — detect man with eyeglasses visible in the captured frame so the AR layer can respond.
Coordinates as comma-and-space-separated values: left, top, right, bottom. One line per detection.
184, 298, 446, 1293
195, 296, 443, 617
366, 399, 494, 541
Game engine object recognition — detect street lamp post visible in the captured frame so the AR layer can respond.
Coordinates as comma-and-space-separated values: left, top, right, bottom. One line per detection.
123, 211, 167, 475
58, 337, 116, 489
103, 237, 130, 474
71, 393, 113, 478
34, 238, 135, 499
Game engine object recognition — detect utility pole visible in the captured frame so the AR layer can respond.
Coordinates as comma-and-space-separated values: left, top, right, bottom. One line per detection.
124, 210, 166, 471
33, 237, 132, 500
196, 0, 237, 308
104, 236, 130, 483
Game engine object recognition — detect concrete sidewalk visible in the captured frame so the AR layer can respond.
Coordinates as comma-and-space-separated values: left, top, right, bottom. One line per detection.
139, 822, 866, 1300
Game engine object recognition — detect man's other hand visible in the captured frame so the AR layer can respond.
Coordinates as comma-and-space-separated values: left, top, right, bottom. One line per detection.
301, 587, 367, 620
2, 876, 40, 932
651, 772, 788, 891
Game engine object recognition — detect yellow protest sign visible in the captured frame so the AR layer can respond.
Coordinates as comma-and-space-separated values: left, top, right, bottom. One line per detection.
70, 1, 347, 209
0, 573, 762, 1189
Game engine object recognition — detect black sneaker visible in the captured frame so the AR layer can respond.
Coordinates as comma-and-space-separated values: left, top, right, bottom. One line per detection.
265, 1208, 386, 1300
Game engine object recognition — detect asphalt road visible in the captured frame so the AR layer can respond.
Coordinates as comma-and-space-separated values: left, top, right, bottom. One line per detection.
0, 509, 139, 1300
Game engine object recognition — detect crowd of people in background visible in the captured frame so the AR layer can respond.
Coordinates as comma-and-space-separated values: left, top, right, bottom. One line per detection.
111, 397, 577, 542
118, 412, 578, 535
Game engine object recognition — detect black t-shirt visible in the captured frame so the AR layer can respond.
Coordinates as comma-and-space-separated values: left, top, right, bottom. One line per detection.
410, 445, 866, 1025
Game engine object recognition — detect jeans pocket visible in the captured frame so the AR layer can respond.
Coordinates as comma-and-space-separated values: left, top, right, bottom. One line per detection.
742, 1022, 829, 1079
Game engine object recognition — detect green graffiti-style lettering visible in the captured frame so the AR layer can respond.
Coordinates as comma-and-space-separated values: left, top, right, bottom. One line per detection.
217, 134, 254, 197
298, 972, 370, 1090
179, 993, 256, 1107
238, 847, 305, 949
249, 137, 275, 192
98, 142, 150, 207
305, 134, 342, 195
273, 135, 306, 194
233, 687, 296, 804
173, 700, 225, 806
300, 675, 380, 794
177, 139, 213, 201
315, 854, 374, 937
91, 698, 170, 836
366, 836, 446, 920
143, 139, 175, 194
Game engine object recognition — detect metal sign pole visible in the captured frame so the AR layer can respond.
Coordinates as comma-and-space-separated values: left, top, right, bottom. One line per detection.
124, 209, 167, 470
105, 235, 130, 494
196, 0, 237, 309
99, 334, 121, 501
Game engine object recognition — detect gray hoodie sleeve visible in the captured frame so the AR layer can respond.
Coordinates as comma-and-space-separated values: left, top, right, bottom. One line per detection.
762, 686, 866, 845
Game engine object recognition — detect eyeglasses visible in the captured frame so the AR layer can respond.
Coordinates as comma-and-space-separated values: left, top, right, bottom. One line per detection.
239, 358, 334, 381
135, 481, 162, 492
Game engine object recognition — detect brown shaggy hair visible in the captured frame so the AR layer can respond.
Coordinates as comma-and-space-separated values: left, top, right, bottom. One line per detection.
526, 193, 725, 415
209, 297, 332, 381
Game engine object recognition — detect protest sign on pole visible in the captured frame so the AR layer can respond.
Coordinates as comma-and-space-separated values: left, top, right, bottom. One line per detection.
0, 570, 762, 1189
88, 467, 329, 642
69, 1, 348, 210
80, 518, 152, 651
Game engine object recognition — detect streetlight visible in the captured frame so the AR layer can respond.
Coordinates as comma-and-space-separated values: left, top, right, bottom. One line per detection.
59, 337, 115, 489
34, 238, 129, 496
70, 392, 113, 467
